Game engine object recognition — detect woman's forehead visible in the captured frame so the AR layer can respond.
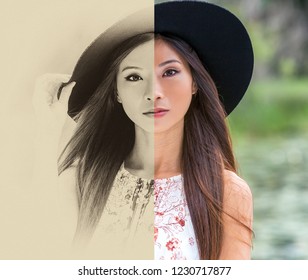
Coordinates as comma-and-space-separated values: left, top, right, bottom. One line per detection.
119, 40, 154, 70
119, 38, 187, 69
154, 39, 184, 63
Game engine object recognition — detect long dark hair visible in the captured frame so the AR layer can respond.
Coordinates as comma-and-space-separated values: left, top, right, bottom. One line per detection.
59, 33, 154, 243
156, 34, 248, 259
60, 31, 251, 258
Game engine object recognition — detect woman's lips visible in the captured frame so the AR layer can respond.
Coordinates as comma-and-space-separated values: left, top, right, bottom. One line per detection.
143, 108, 169, 118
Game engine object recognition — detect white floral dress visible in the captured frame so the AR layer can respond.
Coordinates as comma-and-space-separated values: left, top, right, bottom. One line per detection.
87, 164, 154, 259
154, 175, 200, 260
87, 165, 199, 259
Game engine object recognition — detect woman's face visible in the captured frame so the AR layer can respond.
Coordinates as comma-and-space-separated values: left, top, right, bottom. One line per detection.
116, 39, 154, 133
154, 38, 196, 133
116, 38, 195, 134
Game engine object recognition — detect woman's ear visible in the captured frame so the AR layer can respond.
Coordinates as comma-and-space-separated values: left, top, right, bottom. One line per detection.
192, 81, 198, 95
116, 92, 122, 103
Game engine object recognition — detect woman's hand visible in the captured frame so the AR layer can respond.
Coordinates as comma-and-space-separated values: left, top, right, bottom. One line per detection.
32, 73, 76, 138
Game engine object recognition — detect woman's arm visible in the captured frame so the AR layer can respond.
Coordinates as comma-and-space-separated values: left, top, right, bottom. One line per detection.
219, 170, 253, 260
32, 74, 76, 192
31, 74, 78, 256
57, 165, 79, 251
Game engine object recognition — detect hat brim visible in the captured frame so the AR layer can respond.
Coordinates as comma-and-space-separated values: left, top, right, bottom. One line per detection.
66, 7, 153, 118
66, 1, 253, 117
155, 1, 254, 115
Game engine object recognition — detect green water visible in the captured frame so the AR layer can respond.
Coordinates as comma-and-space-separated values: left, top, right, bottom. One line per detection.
234, 134, 308, 259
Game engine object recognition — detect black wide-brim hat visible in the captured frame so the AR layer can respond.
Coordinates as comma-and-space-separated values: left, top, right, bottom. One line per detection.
63, 1, 253, 118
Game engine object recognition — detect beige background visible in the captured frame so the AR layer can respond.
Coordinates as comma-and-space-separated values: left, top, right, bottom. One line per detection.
0, 0, 153, 259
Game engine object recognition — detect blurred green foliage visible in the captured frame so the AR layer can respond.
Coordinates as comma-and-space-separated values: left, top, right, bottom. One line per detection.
156, 0, 308, 260
228, 79, 308, 139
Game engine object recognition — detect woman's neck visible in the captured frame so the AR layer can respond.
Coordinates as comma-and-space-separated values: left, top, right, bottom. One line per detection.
125, 126, 155, 179
125, 122, 183, 179
154, 122, 183, 179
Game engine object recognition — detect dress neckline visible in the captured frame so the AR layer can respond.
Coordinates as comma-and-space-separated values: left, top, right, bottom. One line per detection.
120, 163, 182, 182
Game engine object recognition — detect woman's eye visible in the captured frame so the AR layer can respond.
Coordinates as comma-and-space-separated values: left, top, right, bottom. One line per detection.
163, 69, 179, 77
125, 74, 143, 82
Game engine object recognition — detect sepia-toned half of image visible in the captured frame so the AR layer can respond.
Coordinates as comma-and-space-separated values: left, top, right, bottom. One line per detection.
0, 0, 153, 259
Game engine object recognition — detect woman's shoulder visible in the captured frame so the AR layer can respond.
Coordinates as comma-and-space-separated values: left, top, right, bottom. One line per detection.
220, 170, 253, 259
222, 169, 253, 226
58, 164, 77, 184
223, 169, 252, 203
58, 164, 80, 203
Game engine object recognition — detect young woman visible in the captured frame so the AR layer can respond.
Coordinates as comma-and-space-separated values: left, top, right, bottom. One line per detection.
33, 1, 253, 259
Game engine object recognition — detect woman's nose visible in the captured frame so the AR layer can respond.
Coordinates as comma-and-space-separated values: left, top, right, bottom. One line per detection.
144, 73, 158, 101
144, 74, 164, 101
154, 76, 164, 100
144, 77, 153, 101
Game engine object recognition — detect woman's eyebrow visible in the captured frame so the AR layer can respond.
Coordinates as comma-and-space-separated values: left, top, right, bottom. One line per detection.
122, 66, 143, 72
158, 59, 182, 67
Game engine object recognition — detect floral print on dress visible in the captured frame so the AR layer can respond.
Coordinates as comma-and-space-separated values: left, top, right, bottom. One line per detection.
154, 175, 200, 260
90, 164, 154, 256
90, 164, 199, 260
103, 165, 154, 234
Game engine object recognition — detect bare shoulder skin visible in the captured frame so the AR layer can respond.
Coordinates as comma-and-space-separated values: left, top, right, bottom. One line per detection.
219, 170, 253, 260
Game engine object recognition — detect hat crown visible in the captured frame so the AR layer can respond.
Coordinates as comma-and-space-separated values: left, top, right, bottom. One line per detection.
67, 1, 253, 117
